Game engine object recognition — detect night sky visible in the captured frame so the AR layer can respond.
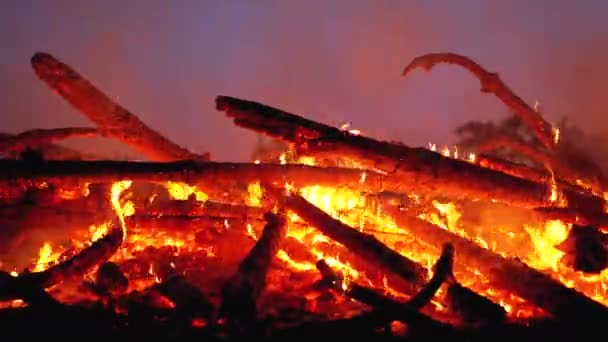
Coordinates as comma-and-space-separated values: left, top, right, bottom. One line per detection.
1, 0, 607, 161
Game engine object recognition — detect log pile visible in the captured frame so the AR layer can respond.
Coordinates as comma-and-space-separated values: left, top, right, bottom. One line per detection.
0, 51, 607, 340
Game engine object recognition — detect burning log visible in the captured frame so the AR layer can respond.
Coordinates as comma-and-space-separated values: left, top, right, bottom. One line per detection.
478, 155, 604, 212
0, 127, 99, 155
402, 53, 555, 150
219, 212, 288, 329
216, 96, 570, 209
31, 52, 208, 161
265, 185, 428, 286
0, 160, 399, 195
476, 137, 607, 195
383, 206, 608, 324
315, 259, 457, 335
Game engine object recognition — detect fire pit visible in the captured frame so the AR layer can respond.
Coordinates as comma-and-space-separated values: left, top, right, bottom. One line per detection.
0, 52, 606, 340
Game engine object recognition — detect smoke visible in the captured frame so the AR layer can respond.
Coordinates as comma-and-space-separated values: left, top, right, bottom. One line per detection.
0, 0, 607, 161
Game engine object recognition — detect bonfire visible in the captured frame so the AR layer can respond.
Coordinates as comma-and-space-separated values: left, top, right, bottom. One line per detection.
0, 52, 606, 340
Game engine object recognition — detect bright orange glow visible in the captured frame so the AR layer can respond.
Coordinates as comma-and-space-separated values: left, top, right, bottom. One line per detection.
165, 181, 208, 202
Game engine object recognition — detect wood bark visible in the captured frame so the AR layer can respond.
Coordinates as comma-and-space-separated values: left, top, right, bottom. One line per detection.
31, 52, 207, 161
402, 53, 555, 149
216, 96, 569, 209
383, 205, 608, 324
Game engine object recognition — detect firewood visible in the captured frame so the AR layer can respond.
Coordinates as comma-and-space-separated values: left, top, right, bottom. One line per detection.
402, 53, 555, 150
31, 52, 207, 161
315, 259, 457, 335
265, 185, 428, 286
0, 127, 99, 155
383, 205, 608, 324
216, 96, 566, 209
219, 212, 288, 329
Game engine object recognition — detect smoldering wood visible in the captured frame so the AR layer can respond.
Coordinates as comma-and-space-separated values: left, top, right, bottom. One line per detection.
383, 205, 608, 324
31, 52, 208, 162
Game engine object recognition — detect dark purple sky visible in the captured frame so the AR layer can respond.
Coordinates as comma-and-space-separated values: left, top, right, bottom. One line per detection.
1, 0, 607, 161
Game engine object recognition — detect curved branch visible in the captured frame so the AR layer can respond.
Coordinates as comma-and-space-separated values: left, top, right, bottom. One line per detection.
402, 53, 554, 149
405, 243, 454, 310
31, 52, 208, 161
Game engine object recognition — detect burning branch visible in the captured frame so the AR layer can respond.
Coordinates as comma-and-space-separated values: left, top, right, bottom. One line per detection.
266, 185, 428, 286
31, 52, 208, 161
1, 216, 124, 303
219, 212, 288, 329
402, 53, 554, 150
315, 259, 457, 335
383, 206, 608, 324
217, 96, 563, 208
